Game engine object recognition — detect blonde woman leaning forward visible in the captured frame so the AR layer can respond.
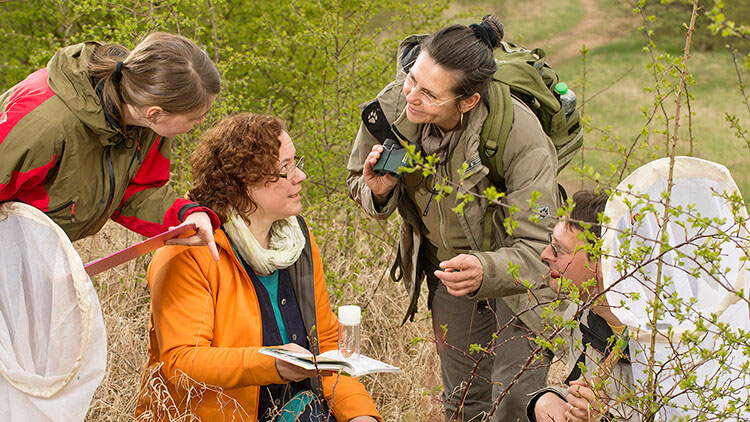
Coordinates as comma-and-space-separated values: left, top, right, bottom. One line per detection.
0, 32, 222, 258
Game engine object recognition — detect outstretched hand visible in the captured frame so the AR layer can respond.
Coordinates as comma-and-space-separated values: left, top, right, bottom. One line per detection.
363, 144, 398, 204
165, 211, 219, 261
435, 254, 483, 296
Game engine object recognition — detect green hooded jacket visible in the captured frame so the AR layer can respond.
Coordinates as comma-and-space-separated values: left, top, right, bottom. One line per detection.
0, 42, 217, 241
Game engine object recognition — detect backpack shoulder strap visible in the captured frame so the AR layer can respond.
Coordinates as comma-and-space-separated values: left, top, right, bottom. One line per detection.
479, 80, 513, 252
479, 80, 513, 187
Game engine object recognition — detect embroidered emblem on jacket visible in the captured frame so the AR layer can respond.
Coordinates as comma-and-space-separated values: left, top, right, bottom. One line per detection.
535, 205, 551, 219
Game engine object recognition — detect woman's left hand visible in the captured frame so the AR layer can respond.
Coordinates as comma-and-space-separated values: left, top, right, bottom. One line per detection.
565, 377, 608, 422
165, 211, 219, 261
348, 416, 378, 422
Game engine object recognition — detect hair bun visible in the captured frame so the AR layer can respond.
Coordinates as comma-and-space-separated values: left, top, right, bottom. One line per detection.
477, 15, 504, 49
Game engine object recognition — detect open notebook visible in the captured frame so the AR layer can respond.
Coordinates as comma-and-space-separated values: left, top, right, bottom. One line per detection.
260, 348, 401, 377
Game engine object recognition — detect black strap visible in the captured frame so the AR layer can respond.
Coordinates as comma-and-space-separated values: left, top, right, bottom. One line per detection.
581, 313, 630, 363
362, 100, 399, 144
558, 183, 568, 203
565, 351, 587, 385
565, 312, 631, 384
390, 248, 403, 282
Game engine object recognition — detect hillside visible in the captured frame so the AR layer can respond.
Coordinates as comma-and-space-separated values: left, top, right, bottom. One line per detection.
0, 0, 748, 420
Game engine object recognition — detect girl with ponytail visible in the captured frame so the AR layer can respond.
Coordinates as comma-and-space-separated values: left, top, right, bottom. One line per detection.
0, 32, 222, 259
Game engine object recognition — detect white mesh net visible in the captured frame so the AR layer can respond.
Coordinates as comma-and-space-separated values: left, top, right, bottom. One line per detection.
602, 157, 750, 420
0, 202, 106, 421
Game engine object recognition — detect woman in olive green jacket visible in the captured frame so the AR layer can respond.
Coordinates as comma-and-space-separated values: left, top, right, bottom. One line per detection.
0, 32, 221, 258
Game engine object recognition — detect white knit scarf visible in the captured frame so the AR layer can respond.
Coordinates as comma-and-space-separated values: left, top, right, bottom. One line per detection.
223, 212, 306, 275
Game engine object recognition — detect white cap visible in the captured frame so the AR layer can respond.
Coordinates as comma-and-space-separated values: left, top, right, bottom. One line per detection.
338, 305, 361, 325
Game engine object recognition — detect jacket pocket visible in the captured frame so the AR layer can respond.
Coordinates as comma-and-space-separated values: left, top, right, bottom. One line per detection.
45, 200, 77, 224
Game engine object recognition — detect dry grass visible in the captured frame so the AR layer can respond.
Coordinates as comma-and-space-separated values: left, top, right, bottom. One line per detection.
77, 210, 566, 421
308, 208, 446, 422
77, 222, 153, 421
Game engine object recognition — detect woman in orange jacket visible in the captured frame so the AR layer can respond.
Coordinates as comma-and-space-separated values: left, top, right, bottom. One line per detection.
136, 113, 381, 422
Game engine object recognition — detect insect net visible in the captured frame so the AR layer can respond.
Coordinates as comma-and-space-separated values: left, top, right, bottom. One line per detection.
0, 202, 106, 421
601, 157, 750, 420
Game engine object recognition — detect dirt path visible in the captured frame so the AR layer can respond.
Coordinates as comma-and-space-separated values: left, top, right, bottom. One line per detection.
541, 0, 639, 66
530, 0, 641, 193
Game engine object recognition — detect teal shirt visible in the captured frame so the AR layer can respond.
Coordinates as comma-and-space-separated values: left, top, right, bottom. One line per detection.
257, 271, 290, 343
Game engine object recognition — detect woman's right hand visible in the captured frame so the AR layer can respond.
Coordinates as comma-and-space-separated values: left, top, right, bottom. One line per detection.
274, 343, 323, 382
363, 144, 399, 204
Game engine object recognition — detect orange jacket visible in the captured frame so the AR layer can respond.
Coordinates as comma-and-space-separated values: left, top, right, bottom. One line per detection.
135, 225, 381, 421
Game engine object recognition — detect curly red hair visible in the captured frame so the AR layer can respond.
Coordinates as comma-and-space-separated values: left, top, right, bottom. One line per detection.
188, 113, 285, 223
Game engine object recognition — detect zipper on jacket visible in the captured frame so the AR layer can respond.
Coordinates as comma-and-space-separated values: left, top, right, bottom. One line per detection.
436, 163, 450, 251
98, 145, 115, 209
135, 137, 142, 165
102, 146, 116, 215
422, 180, 437, 217
86, 146, 116, 236
462, 159, 490, 250
424, 161, 481, 218
436, 158, 483, 251
423, 190, 436, 217
99, 148, 108, 204
423, 162, 444, 217
45, 200, 77, 223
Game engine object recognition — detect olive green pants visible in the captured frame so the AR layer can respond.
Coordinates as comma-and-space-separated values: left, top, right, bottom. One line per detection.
429, 278, 550, 422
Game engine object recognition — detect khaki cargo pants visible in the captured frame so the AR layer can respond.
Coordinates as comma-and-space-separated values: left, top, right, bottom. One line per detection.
428, 273, 551, 422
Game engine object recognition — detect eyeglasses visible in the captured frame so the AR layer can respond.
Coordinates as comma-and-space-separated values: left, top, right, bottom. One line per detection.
279, 156, 305, 180
404, 72, 462, 107
548, 232, 573, 258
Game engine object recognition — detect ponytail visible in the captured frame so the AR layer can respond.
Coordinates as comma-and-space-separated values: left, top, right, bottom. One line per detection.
88, 32, 221, 130
88, 44, 129, 128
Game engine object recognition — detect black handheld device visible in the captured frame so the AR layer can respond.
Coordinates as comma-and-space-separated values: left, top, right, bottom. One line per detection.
373, 138, 412, 177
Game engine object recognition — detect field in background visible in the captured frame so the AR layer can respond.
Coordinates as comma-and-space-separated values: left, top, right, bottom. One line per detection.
450, 0, 585, 42
556, 33, 750, 196
69, 0, 750, 420
450, 0, 750, 197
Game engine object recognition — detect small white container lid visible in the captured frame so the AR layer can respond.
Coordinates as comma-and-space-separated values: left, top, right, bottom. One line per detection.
338, 305, 361, 325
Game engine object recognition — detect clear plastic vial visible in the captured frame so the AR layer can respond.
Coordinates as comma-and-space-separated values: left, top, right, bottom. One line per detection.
554, 82, 577, 121
338, 305, 361, 361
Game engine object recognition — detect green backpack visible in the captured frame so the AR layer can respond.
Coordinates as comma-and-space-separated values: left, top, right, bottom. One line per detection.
480, 41, 583, 188
477, 42, 584, 251
364, 38, 586, 296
